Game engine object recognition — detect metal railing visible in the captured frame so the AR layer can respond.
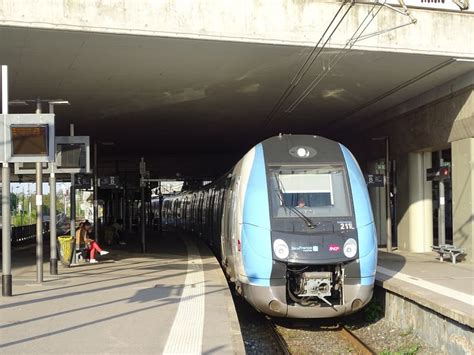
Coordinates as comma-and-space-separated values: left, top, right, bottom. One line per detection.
0, 222, 50, 249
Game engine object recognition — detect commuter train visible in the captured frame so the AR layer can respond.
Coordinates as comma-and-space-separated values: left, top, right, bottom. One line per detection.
158, 135, 377, 318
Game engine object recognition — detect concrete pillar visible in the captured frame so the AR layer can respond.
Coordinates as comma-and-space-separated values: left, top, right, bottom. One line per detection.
401, 152, 433, 252
422, 152, 434, 251
452, 138, 474, 262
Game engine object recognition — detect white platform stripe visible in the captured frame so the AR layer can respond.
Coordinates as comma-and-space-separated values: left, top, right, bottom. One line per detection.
163, 238, 205, 354
377, 266, 474, 306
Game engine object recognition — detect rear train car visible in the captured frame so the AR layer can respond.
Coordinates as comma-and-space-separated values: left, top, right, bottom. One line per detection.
159, 135, 377, 318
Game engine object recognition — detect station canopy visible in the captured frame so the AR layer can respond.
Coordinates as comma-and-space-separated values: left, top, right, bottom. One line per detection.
0, 26, 472, 179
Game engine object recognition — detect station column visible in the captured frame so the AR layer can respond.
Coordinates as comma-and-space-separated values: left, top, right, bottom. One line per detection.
405, 151, 433, 252
452, 138, 474, 262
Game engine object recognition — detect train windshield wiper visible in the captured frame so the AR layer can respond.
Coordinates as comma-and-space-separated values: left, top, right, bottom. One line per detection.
273, 173, 316, 229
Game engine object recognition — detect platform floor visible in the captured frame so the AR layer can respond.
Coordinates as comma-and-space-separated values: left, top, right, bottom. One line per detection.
0, 232, 245, 354
376, 249, 474, 328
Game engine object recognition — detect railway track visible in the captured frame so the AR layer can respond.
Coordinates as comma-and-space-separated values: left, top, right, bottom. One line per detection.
268, 319, 375, 355
266, 318, 291, 355
339, 325, 375, 355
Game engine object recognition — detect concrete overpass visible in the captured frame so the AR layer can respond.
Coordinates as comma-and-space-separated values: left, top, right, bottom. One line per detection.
0, 0, 473, 257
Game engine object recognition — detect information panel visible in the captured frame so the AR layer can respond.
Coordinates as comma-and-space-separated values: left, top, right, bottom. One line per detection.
14, 135, 90, 174
0, 114, 55, 163
11, 125, 49, 156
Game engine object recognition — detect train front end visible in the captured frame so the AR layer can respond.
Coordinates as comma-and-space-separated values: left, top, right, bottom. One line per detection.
238, 135, 377, 318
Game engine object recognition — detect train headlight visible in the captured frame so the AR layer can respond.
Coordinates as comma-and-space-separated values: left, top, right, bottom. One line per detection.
343, 238, 357, 258
289, 146, 316, 158
297, 147, 308, 157
273, 239, 289, 259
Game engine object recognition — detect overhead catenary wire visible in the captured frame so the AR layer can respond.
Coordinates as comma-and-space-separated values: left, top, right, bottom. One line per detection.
285, 0, 386, 113
263, 0, 354, 128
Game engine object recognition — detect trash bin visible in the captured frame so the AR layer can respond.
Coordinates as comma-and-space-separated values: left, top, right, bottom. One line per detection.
58, 235, 75, 267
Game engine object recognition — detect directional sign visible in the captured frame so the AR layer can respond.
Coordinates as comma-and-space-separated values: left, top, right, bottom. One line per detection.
426, 167, 451, 181
74, 174, 93, 189
366, 174, 385, 188
99, 176, 121, 189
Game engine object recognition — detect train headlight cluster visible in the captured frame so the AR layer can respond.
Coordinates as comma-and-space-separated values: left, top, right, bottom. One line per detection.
289, 145, 317, 158
273, 239, 289, 259
343, 238, 357, 258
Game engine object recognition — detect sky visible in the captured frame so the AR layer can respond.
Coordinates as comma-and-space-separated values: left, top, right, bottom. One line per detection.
9, 182, 71, 195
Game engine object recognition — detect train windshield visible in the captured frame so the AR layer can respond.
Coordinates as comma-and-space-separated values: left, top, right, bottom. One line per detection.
270, 165, 351, 218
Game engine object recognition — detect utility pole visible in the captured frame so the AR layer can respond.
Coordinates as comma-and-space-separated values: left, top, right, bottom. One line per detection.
70, 124, 76, 257
140, 157, 146, 253
93, 141, 99, 241
2, 65, 12, 296
35, 99, 44, 283
48, 103, 57, 275
373, 136, 392, 252
438, 151, 446, 246
385, 137, 392, 252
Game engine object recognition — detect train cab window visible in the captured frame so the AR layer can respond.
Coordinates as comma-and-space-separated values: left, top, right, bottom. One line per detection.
270, 165, 351, 218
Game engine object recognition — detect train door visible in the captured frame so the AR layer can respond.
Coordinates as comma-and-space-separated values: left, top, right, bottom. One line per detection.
186, 197, 192, 231
175, 200, 181, 227
202, 191, 208, 238
212, 188, 224, 255
222, 175, 240, 278
208, 189, 215, 246
183, 197, 188, 230
163, 200, 170, 225
198, 192, 204, 236
221, 177, 233, 268
191, 193, 197, 232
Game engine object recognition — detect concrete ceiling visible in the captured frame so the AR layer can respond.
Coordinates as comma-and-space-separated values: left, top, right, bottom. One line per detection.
0, 26, 473, 178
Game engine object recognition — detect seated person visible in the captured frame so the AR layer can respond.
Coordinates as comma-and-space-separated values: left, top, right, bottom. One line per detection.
104, 221, 115, 246
112, 218, 126, 245
76, 220, 109, 263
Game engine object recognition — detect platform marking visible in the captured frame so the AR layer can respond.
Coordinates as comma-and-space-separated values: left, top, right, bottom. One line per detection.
163, 238, 205, 354
377, 266, 474, 306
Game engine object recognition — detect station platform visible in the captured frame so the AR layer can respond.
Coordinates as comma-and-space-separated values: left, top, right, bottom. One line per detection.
0, 231, 245, 354
376, 250, 474, 327
376, 249, 473, 354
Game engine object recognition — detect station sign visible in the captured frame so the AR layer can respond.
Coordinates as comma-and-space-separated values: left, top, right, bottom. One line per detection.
365, 174, 385, 188
0, 114, 55, 163
426, 166, 451, 181
99, 176, 121, 189
74, 174, 93, 189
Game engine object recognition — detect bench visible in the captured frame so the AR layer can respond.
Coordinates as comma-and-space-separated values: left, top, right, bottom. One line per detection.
71, 247, 91, 265
431, 244, 465, 264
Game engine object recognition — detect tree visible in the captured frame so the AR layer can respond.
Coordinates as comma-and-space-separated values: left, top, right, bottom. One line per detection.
10, 193, 18, 214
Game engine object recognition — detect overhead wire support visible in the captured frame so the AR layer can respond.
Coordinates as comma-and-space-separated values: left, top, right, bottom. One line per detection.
286, 0, 385, 113
263, 0, 354, 128
350, 0, 416, 43
285, 0, 417, 114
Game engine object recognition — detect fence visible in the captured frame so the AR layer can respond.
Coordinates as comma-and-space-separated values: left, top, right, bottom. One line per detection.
0, 222, 50, 249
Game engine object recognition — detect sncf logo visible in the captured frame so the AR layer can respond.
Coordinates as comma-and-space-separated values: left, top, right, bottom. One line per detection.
329, 244, 340, 253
